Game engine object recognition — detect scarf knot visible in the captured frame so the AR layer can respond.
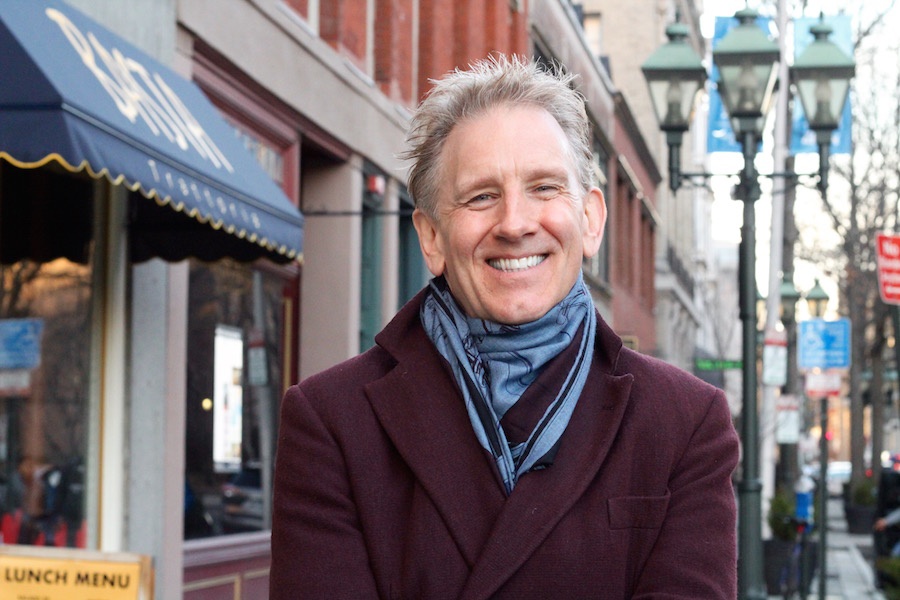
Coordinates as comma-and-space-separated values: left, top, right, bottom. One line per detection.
421, 275, 596, 494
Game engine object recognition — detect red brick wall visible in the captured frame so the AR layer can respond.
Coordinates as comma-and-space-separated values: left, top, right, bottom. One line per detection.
453, 0, 486, 68
296, 0, 527, 105
417, 0, 528, 101
284, 0, 309, 20
374, 0, 414, 104
320, 0, 369, 72
609, 173, 656, 353
417, 0, 457, 100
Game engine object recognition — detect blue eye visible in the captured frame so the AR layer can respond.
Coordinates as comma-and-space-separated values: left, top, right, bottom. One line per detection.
533, 185, 560, 197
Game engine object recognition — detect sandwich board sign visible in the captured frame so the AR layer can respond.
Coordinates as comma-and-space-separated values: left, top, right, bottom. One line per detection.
0, 545, 153, 600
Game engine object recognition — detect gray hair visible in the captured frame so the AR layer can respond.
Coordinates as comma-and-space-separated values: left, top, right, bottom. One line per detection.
402, 54, 595, 217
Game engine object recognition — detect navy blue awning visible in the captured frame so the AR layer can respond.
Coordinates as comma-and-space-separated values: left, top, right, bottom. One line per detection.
0, 0, 303, 262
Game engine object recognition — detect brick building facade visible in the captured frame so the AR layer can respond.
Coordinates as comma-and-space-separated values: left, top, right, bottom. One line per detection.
0, 1, 685, 598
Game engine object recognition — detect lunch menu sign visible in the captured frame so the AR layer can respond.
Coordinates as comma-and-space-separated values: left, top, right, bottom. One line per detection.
0, 545, 152, 600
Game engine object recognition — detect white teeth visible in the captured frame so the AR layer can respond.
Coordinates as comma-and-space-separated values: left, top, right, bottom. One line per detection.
489, 255, 546, 271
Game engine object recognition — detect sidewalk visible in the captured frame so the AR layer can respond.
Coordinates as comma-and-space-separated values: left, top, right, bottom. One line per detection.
801, 498, 884, 599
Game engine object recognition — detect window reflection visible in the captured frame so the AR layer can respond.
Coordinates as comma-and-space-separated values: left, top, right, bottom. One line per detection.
184, 258, 285, 539
0, 259, 92, 547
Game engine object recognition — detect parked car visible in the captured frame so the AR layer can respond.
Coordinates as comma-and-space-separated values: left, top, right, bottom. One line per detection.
220, 465, 263, 533
802, 460, 852, 498
826, 461, 852, 498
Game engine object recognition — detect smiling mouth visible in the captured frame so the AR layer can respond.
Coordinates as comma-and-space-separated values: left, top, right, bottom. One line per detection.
488, 255, 547, 272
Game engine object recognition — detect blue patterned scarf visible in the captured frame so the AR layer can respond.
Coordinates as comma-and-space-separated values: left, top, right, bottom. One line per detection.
420, 274, 596, 494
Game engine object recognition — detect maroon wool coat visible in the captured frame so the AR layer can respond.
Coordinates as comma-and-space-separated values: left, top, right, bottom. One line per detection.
270, 291, 739, 599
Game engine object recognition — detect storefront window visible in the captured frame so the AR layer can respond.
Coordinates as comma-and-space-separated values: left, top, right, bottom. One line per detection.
0, 165, 94, 548
184, 258, 287, 539
0, 259, 92, 548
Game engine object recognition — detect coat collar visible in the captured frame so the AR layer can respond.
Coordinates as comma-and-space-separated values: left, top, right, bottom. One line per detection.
369, 289, 634, 597
374, 287, 628, 381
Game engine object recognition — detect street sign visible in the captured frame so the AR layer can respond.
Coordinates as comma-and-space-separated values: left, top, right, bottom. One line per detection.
805, 370, 843, 397
0, 368, 31, 397
775, 394, 800, 444
877, 232, 900, 305
695, 358, 742, 371
762, 328, 788, 387
0, 318, 43, 369
798, 318, 851, 371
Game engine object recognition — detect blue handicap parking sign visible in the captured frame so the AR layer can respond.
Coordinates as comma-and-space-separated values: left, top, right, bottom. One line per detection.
0, 318, 44, 369
798, 318, 851, 370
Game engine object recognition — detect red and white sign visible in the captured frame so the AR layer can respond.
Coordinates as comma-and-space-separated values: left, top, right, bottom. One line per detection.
776, 394, 800, 444
0, 369, 31, 397
805, 370, 842, 397
762, 328, 788, 387
877, 232, 900, 305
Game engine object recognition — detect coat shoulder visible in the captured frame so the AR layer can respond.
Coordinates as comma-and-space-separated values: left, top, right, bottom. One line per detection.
304, 345, 394, 389
614, 346, 730, 420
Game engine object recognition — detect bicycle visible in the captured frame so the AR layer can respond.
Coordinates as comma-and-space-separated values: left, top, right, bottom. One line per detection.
778, 516, 811, 599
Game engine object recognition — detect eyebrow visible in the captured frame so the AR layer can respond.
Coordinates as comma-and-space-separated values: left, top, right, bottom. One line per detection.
454, 166, 571, 197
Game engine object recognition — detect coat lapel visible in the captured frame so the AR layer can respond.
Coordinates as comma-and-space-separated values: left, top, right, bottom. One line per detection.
369, 296, 635, 597
366, 304, 507, 567
460, 332, 635, 599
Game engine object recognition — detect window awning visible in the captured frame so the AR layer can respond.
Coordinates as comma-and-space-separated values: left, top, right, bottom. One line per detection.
0, 0, 303, 263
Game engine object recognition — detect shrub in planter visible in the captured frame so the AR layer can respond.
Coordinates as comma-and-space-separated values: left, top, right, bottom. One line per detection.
768, 487, 798, 542
846, 477, 878, 535
854, 477, 877, 506
764, 488, 797, 594
875, 557, 900, 599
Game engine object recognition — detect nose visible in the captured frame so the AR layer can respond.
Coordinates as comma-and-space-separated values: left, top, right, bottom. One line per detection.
494, 189, 538, 240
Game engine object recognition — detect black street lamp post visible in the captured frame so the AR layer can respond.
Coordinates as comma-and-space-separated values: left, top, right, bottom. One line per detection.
640, 20, 708, 192
778, 277, 803, 490
791, 17, 856, 195
642, 9, 854, 600
804, 279, 830, 600
712, 12, 780, 598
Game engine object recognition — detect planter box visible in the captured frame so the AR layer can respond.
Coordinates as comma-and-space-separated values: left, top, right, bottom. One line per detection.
763, 536, 819, 596
763, 538, 794, 595
845, 503, 877, 535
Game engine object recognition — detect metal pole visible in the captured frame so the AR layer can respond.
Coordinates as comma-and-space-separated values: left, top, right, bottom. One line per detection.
666, 131, 683, 193
252, 272, 275, 531
738, 127, 766, 600
780, 158, 800, 490
816, 135, 832, 195
767, 0, 793, 495
818, 395, 829, 600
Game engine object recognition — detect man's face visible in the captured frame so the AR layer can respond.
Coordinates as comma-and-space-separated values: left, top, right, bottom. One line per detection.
413, 105, 606, 325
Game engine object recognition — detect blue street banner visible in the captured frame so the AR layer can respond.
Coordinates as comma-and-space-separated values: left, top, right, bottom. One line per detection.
790, 15, 853, 155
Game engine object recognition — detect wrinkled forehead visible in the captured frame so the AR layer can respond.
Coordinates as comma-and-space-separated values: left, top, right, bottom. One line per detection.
437, 104, 582, 178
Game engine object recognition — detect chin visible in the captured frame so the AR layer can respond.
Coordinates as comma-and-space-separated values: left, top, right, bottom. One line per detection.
489, 304, 552, 325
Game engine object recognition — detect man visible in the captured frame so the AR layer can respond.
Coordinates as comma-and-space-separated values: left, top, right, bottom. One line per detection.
271, 55, 739, 599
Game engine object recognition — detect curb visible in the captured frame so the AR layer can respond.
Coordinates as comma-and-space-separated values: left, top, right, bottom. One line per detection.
852, 541, 887, 599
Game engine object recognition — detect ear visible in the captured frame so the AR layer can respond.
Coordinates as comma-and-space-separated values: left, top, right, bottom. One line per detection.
412, 208, 446, 276
581, 187, 607, 258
